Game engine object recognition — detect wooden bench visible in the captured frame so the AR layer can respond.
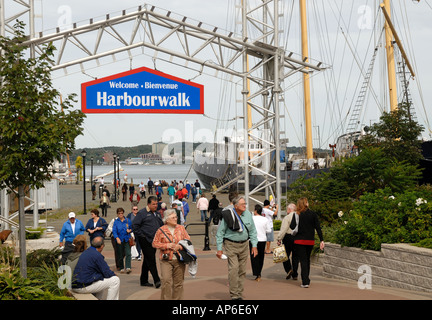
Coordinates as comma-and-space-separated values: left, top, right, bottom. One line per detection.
69, 290, 98, 300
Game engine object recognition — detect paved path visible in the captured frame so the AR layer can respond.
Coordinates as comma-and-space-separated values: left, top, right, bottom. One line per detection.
51, 184, 432, 301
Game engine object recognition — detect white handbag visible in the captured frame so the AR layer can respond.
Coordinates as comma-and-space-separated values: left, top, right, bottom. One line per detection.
273, 245, 288, 263
131, 245, 139, 258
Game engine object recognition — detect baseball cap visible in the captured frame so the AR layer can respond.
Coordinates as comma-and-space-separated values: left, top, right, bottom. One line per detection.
68, 212, 76, 219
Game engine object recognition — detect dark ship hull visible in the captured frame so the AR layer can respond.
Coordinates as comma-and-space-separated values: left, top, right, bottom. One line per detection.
192, 158, 265, 191
420, 140, 432, 185
193, 156, 329, 192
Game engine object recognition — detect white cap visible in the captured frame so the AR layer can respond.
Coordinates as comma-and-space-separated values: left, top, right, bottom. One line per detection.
68, 212, 76, 219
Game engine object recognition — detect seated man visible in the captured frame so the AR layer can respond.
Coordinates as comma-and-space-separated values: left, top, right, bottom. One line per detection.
72, 236, 120, 300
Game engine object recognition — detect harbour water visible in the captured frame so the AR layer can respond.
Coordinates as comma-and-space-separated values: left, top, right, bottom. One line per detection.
85, 163, 200, 185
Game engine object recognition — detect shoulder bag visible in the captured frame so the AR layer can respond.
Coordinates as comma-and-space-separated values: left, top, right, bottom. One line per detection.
273, 244, 288, 263
159, 228, 195, 263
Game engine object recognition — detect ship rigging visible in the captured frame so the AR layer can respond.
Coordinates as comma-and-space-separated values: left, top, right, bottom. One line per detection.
2, 0, 430, 217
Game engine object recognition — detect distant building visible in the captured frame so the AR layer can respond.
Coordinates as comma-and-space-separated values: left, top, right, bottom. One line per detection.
140, 153, 162, 161
103, 152, 114, 164
152, 142, 167, 157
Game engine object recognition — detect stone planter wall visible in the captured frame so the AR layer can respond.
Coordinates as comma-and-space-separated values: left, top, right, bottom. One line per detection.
322, 242, 432, 293
5, 231, 60, 253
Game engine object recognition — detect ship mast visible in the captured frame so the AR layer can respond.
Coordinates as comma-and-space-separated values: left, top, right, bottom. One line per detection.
382, 0, 398, 111
380, 0, 417, 112
241, 0, 253, 132
300, 0, 313, 160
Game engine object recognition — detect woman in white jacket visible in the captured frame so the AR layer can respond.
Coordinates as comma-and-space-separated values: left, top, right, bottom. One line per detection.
196, 194, 209, 222
277, 203, 298, 280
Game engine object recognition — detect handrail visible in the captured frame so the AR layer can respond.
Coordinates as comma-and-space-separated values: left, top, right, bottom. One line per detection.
0, 216, 41, 233
185, 220, 211, 251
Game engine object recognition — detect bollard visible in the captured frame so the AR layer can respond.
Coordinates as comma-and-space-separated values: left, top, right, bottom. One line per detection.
203, 217, 210, 251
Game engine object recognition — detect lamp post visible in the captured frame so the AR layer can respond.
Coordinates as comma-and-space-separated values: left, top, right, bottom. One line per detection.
117, 155, 120, 200
90, 156, 94, 184
81, 149, 87, 214
113, 153, 117, 202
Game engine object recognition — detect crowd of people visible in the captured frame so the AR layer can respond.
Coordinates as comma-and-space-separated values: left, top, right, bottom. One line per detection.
59, 176, 204, 300
59, 177, 324, 300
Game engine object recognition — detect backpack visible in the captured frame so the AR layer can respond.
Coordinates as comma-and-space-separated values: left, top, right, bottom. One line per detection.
175, 209, 182, 224
291, 213, 299, 236
212, 208, 223, 225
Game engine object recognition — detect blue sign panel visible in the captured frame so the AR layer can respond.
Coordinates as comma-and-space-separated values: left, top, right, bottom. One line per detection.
81, 66, 204, 114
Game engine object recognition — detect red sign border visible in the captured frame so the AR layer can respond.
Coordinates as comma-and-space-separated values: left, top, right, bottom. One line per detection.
81, 66, 204, 114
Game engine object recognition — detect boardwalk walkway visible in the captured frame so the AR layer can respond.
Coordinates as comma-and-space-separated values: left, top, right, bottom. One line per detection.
50, 184, 432, 301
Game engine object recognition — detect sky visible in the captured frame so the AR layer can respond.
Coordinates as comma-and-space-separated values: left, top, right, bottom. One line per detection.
5, 0, 432, 151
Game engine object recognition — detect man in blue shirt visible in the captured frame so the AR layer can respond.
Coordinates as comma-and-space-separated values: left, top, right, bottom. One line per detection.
72, 236, 120, 300
59, 212, 85, 264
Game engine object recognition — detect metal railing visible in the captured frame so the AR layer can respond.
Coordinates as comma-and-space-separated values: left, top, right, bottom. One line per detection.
185, 218, 211, 251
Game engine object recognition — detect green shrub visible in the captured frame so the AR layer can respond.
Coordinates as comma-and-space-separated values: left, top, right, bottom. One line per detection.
29, 261, 71, 298
273, 220, 281, 231
26, 248, 62, 267
334, 187, 432, 251
413, 238, 432, 249
26, 227, 45, 240
0, 264, 45, 300
0, 246, 15, 266
310, 199, 354, 226
0, 247, 73, 300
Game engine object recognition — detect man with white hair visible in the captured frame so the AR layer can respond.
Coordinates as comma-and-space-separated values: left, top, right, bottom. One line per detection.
277, 203, 298, 280
216, 196, 258, 300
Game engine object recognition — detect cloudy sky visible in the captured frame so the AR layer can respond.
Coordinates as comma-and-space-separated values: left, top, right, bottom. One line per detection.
5, 0, 432, 150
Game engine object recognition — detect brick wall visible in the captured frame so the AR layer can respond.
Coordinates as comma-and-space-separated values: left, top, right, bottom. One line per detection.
322, 243, 432, 293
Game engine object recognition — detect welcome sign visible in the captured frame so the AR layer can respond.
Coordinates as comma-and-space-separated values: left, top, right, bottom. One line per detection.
81, 66, 204, 114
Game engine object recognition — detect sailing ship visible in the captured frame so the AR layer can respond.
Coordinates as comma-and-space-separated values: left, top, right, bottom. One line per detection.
193, 0, 431, 193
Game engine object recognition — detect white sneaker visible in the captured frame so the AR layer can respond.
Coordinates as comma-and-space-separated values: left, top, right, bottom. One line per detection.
300, 284, 309, 288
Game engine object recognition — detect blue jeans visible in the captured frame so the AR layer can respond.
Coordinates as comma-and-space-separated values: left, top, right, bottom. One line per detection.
200, 210, 208, 222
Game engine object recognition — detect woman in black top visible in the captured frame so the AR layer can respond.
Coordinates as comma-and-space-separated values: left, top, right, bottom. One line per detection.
290, 197, 325, 288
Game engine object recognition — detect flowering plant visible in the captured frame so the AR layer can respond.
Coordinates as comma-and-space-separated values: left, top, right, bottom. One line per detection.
415, 198, 427, 206
334, 187, 432, 251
